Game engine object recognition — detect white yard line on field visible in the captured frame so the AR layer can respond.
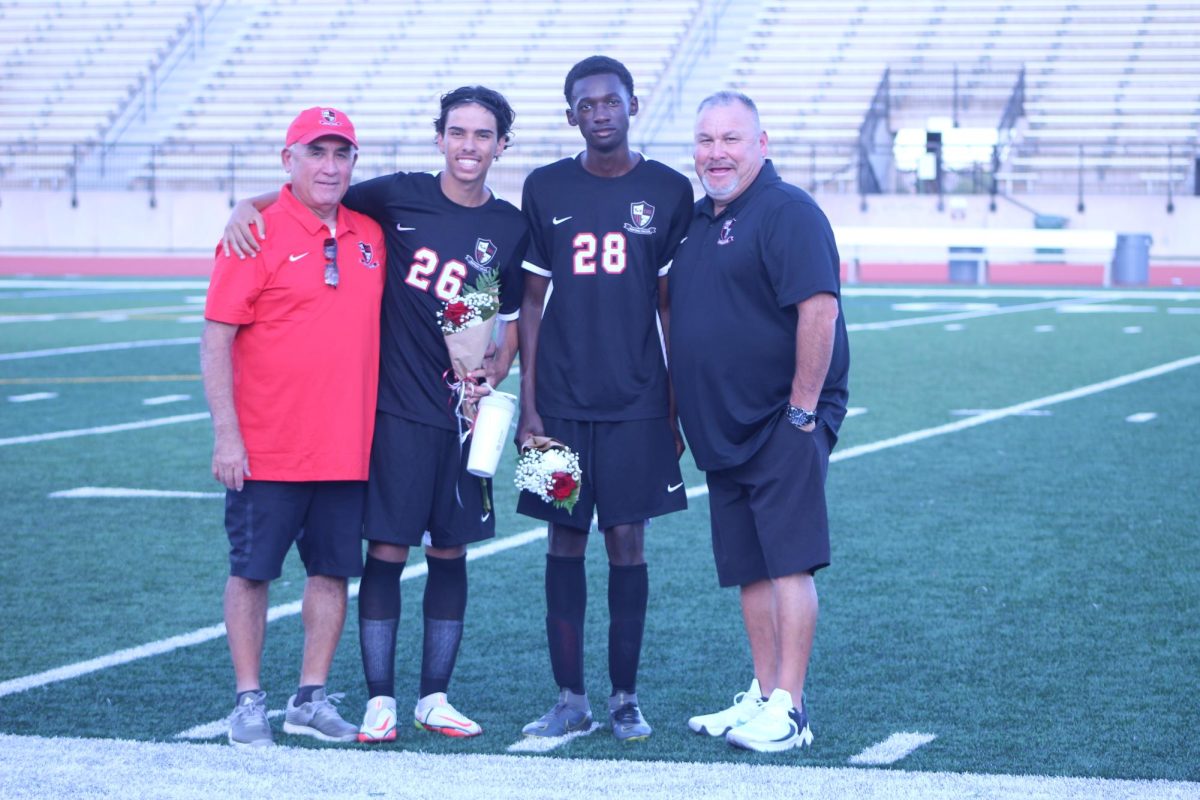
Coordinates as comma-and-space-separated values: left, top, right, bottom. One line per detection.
505, 722, 602, 753
0, 279, 210, 291
827, 353, 1200, 464
0, 305, 200, 324
175, 710, 284, 741
846, 296, 1108, 332
0, 336, 200, 361
0, 412, 210, 447
849, 732, 938, 765
49, 487, 224, 499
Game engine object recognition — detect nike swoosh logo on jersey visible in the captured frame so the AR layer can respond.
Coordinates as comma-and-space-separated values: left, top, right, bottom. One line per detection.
396, 225, 416, 232
552, 216, 573, 225
288, 252, 308, 262
667, 482, 684, 492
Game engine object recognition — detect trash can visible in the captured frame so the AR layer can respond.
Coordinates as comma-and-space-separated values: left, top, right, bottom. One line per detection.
1112, 233, 1152, 286
949, 246, 985, 284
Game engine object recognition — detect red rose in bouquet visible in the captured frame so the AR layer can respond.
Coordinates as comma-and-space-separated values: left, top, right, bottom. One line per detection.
549, 471, 577, 500
444, 300, 471, 328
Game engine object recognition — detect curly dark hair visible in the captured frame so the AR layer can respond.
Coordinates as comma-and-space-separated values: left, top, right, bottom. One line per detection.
434, 86, 516, 143
563, 55, 634, 106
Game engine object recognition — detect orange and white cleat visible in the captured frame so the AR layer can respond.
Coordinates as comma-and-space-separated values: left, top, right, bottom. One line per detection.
414, 692, 482, 737
357, 695, 397, 743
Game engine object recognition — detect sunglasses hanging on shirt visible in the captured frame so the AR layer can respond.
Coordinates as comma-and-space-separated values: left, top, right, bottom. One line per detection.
323, 237, 339, 288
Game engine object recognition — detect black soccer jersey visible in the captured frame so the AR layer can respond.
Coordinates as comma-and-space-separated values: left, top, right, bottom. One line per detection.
343, 171, 528, 431
670, 160, 849, 471
521, 155, 693, 421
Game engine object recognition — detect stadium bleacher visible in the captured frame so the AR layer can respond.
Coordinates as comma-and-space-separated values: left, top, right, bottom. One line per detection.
0, 0, 1196, 202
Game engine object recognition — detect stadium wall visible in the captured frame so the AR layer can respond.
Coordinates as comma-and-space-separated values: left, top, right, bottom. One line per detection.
1, 190, 1196, 283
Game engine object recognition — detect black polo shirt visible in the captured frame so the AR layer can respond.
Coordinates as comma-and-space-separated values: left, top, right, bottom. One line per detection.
669, 160, 849, 471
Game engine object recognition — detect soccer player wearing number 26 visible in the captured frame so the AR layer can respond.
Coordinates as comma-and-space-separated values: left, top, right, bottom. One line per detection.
515, 56, 694, 742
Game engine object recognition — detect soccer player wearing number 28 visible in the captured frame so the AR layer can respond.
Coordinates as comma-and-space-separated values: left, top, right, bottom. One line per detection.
515, 56, 694, 742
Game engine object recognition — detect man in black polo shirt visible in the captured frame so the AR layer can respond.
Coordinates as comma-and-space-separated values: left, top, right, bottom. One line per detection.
669, 91, 849, 753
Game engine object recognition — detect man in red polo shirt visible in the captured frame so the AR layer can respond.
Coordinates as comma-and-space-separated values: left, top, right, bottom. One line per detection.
202, 107, 385, 748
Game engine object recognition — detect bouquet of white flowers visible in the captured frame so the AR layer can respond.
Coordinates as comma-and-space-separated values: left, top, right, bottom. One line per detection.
438, 270, 500, 420
514, 436, 582, 513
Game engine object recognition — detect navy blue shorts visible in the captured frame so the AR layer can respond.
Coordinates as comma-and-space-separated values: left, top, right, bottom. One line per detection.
516, 415, 687, 531
225, 480, 365, 581
364, 411, 495, 548
705, 419, 832, 587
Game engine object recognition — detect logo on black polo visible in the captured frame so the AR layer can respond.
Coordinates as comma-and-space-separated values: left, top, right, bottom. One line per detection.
623, 201, 657, 235
717, 218, 736, 246
467, 238, 498, 271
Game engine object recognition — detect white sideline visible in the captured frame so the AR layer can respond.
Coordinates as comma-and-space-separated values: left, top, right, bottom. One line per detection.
4, 353, 1199, 701
0, 733, 1196, 800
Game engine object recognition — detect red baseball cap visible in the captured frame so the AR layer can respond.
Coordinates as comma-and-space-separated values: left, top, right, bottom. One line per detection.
285, 107, 358, 148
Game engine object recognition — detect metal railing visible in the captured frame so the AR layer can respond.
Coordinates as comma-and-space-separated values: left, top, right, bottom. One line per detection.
103, 0, 227, 146
2, 138, 1193, 210
638, 0, 734, 145
858, 69, 892, 196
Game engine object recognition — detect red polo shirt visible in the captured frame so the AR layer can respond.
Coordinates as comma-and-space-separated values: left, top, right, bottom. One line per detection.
205, 184, 386, 481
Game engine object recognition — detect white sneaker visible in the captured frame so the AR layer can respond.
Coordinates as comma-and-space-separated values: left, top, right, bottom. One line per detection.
725, 688, 813, 753
357, 695, 397, 743
414, 692, 482, 738
688, 678, 765, 737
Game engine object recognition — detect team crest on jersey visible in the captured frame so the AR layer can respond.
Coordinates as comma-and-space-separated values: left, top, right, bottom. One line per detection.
717, 218, 736, 246
358, 241, 379, 268
623, 201, 657, 235
467, 238, 498, 271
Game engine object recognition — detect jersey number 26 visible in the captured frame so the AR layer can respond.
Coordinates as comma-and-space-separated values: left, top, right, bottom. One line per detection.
405, 247, 467, 301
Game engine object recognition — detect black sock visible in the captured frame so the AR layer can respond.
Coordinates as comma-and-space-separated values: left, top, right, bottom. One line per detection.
608, 562, 648, 694
420, 554, 468, 698
295, 684, 322, 705
358, 555, 405, 699
545, 553, 586, 695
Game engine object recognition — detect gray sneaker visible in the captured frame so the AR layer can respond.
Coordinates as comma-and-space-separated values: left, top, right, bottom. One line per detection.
282, 688, 358, 743
228, 690, 274, 749
521, 689, 593, 737
608, 690, 652, 742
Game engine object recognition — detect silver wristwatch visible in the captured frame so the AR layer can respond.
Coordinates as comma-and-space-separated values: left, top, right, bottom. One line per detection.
786, 404, 817, 429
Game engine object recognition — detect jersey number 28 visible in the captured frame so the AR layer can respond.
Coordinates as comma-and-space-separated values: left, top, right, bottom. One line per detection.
572, 232, 627, 275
